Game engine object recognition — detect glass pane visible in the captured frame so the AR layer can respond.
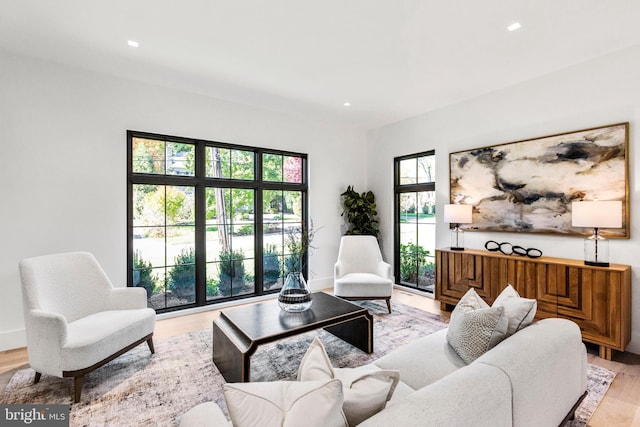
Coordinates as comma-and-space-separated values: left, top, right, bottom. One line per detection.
166, 262, 195, 307
166, 186, 195, 226
216, 252, 248, 297
133, 227, 165, 268
235, 259, 255, 296
264, 190, 283, 218
400, 193, 418, 222
283, 156, 302, 183
207, 187, 231, 224
231, 189, 255, 220
399, 251, 417, 285
263, 153, 283, 181
141, 267, 166, 310
417, 155, 435, 183
133, 184, 163, 226
418, 192, 436, 224
283, 191, 302, 220
206, 225, 230, 263
132, 138, 165, 174
166, 142, 195, 176
232, 150, 255, 180
206, 146, 231, 178
263, 245, 283, 290
399, 158, 416, 185
166, 226, 195, 266
206, 263, 222, 300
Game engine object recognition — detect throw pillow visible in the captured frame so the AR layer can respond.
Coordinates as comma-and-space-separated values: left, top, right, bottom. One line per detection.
298, 336, 400, 426
446, 288, 508, 364
223, 380, 348, 427
492, 284, 537, 336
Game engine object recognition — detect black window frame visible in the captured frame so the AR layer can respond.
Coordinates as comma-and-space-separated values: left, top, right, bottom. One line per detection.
393, 150, 436, 293
127, 130, 308, 313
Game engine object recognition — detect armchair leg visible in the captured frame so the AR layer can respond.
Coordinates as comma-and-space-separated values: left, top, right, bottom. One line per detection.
147, 337, 155, 354
385, 298, 391, 313
34, 372, 42, 384
73, 376, 84, 403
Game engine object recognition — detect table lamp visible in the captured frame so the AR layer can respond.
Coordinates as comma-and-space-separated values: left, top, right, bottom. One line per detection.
571, 200, 622, 267
444, 204, 472, 251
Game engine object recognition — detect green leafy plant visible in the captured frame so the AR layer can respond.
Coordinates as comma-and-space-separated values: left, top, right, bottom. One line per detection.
400, 242, 430, 283
263, 244, 282, 288
340, 185, 379, 237
218, 249, 246, 297
133, 250, 157, 297
168, 248, 196, 299
284, 220, 316, 275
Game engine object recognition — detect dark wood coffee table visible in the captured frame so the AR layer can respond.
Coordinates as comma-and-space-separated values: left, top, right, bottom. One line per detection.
212, 292, 373, 383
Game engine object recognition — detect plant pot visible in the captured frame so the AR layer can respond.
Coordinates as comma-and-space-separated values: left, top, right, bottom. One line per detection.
278, 272, 312, 312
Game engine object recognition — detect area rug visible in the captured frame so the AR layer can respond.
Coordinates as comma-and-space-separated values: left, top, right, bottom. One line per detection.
1, 300, 615, 426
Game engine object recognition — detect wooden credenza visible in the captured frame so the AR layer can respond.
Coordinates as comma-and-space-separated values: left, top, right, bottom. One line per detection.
435, 248, 631, 360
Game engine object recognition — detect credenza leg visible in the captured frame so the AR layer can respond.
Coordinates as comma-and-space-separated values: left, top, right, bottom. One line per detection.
599, 345, 612, 361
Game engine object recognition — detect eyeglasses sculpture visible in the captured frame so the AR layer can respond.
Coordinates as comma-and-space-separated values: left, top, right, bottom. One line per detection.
484, 240, 542, 258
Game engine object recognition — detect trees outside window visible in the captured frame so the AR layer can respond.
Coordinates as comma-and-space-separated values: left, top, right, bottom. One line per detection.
394, 151, 436, 293
128, 131, 307, 312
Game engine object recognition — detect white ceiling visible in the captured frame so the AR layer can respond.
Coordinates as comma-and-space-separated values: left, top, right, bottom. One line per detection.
2, 0, 640, 130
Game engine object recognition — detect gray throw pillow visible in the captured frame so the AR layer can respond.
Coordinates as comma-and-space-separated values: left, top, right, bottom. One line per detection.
446, 288, 509, 364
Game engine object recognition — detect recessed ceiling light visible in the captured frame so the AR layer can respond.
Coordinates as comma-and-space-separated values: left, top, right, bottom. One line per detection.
127, 40, 139, 48
507, 22, 521, 32
343, 102, 351, 107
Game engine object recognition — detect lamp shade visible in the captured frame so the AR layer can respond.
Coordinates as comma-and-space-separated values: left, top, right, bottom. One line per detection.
444, 204, 472, 224
571, 201, 622, 228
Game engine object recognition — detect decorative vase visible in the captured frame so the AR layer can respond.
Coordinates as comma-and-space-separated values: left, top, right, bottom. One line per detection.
278, 272, 312, 312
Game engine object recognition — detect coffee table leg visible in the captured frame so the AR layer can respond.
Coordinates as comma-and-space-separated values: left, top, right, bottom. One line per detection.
324, 312, 374, 353
213, 316, 252, 383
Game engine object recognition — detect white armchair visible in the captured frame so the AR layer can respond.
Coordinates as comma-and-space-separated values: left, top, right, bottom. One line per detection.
334, 236, 394, 313
19, 251, 156, 402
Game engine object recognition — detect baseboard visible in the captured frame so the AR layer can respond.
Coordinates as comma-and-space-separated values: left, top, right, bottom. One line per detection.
0, 328, 26, 352
308, 276, 333, 292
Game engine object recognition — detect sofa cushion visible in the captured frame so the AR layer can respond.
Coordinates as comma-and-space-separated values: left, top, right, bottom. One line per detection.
446, 288, 508, 364
223, 380, 348, 427
62, 308, 156, 371
492, 284, 537, 336
373, 328, 465, 390
298, 336, 399, 426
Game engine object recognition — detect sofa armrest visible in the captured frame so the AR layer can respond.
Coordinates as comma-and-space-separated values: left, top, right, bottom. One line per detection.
25, 309, 68, 376
179, 402, 231, 427
475, 318, 587, 427
375, 261, 392, 280
106, 287, 148, 310
358, 363, 512, 427
334, 261, 344, 280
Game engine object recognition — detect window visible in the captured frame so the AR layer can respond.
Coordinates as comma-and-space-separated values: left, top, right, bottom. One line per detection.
394, 151, 436, 293
128, 131, 307, 312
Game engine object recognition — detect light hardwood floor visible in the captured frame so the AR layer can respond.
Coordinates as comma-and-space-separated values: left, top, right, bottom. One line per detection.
2, 289, 639, 426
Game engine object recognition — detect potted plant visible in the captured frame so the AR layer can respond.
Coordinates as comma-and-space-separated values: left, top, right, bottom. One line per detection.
340, 185, 380, 237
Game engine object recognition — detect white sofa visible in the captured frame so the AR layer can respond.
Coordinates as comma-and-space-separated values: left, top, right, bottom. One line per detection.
181, 317, 586, 426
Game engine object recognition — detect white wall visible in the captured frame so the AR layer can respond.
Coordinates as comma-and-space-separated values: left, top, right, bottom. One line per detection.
368, 44, 640, 354
0, 51, 366, 351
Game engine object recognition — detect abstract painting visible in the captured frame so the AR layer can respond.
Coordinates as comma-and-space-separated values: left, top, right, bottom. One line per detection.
449, 123, 629, 237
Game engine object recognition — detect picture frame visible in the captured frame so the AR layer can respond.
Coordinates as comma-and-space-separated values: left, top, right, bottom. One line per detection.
449, 122, 629, 238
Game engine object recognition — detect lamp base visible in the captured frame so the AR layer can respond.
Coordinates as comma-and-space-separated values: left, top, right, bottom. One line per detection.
450, 247, 465, 251
584, 260, 610, 267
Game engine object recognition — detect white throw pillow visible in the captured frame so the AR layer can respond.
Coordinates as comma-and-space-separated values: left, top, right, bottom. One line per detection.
446, 288, 508, 364
492, 284, 537, 336
223, 380, 348, 427
297, 336, 400, 426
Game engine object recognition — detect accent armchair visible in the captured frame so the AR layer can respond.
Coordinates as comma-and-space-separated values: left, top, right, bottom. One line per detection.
19, 251, 156, 402
334, 235, 394, 313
